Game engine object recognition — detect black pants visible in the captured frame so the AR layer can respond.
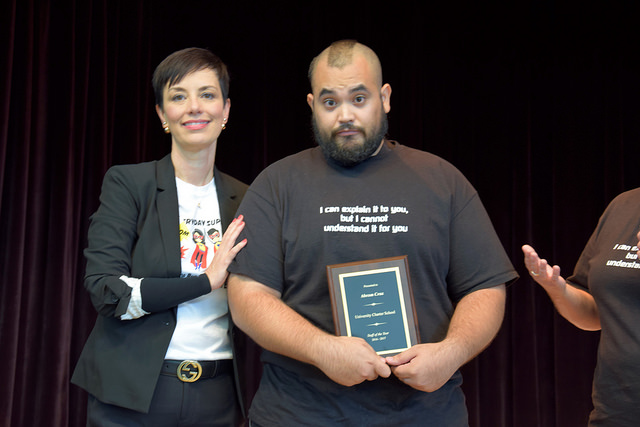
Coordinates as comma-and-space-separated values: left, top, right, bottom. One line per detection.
87, 371, 240, 427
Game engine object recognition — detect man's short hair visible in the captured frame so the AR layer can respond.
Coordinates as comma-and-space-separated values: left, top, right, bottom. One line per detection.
308, 40, 382, 88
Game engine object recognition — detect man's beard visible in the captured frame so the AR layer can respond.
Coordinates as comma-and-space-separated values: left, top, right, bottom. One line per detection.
312, 114, 388, 167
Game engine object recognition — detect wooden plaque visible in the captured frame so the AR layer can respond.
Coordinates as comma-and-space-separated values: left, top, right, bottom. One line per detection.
327, 256, 420, 356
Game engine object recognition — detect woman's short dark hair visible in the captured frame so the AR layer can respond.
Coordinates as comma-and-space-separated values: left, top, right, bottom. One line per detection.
152, 47, 230, 110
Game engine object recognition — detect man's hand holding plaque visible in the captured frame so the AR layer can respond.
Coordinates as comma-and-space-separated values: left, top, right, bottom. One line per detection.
311, 335, 391, 387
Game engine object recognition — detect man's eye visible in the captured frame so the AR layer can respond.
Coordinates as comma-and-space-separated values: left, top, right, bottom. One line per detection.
323, 99, 336, 108
354, 95, 366, 104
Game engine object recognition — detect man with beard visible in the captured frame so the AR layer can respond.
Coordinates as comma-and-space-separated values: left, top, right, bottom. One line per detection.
227, 40, 517, 426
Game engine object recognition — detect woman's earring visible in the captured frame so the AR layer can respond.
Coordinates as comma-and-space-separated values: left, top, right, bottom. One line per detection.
162, 121, 170, 134
221, 118, 227, 130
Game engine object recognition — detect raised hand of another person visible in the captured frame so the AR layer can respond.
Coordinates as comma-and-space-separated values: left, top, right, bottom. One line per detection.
522, 244, 600, 330
522, 244, 566, 295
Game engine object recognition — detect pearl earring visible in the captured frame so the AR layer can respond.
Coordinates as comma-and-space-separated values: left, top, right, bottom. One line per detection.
162, 121, 170, 134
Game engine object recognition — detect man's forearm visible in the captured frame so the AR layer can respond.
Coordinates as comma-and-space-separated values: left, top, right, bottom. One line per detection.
227, 273, 332, 366
443, 285, 506, 367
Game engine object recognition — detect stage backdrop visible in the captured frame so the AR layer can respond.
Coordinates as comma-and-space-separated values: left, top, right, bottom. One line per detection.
1, 1, 638, 426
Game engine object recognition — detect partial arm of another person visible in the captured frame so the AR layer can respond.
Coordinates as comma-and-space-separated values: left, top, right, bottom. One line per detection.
385, 284, 506, 392
522, 244, 600, 330
227, 273, 391, 386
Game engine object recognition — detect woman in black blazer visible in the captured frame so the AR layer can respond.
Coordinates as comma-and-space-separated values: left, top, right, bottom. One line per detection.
72, 48, 248, 426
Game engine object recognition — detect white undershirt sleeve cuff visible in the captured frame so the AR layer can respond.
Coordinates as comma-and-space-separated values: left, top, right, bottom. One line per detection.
119, 275, 150, 320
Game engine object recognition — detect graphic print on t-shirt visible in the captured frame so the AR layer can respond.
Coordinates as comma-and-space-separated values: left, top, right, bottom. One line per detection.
606, 242, 640, 270
207, 227, 222, 253
179, 218, 222, 272
190, 228, 208, 269
319, 204, 410, 234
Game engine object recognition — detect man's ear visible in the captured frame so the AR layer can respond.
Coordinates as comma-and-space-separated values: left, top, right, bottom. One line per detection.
307, 93, 314, 111
381, 84, 392, 114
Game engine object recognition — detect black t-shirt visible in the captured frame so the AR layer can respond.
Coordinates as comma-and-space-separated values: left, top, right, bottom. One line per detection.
567, 188, 640, 426
230, 141, 517, 426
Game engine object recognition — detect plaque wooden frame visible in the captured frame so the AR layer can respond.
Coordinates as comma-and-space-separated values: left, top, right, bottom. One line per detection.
326, 256, 420, 356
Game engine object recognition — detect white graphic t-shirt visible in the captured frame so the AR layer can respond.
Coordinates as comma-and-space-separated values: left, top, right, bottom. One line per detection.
164, 177, 232, 361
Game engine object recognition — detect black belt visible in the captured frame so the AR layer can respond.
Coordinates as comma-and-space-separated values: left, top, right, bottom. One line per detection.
161, 359, 233, 383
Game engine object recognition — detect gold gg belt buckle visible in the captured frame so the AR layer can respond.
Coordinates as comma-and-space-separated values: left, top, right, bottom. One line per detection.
177, 360, 202, 382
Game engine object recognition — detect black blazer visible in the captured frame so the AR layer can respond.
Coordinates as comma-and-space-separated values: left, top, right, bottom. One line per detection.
71, 154, 248, 413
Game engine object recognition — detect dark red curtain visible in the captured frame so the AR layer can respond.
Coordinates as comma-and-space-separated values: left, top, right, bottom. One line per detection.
2, 1, 638, 426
